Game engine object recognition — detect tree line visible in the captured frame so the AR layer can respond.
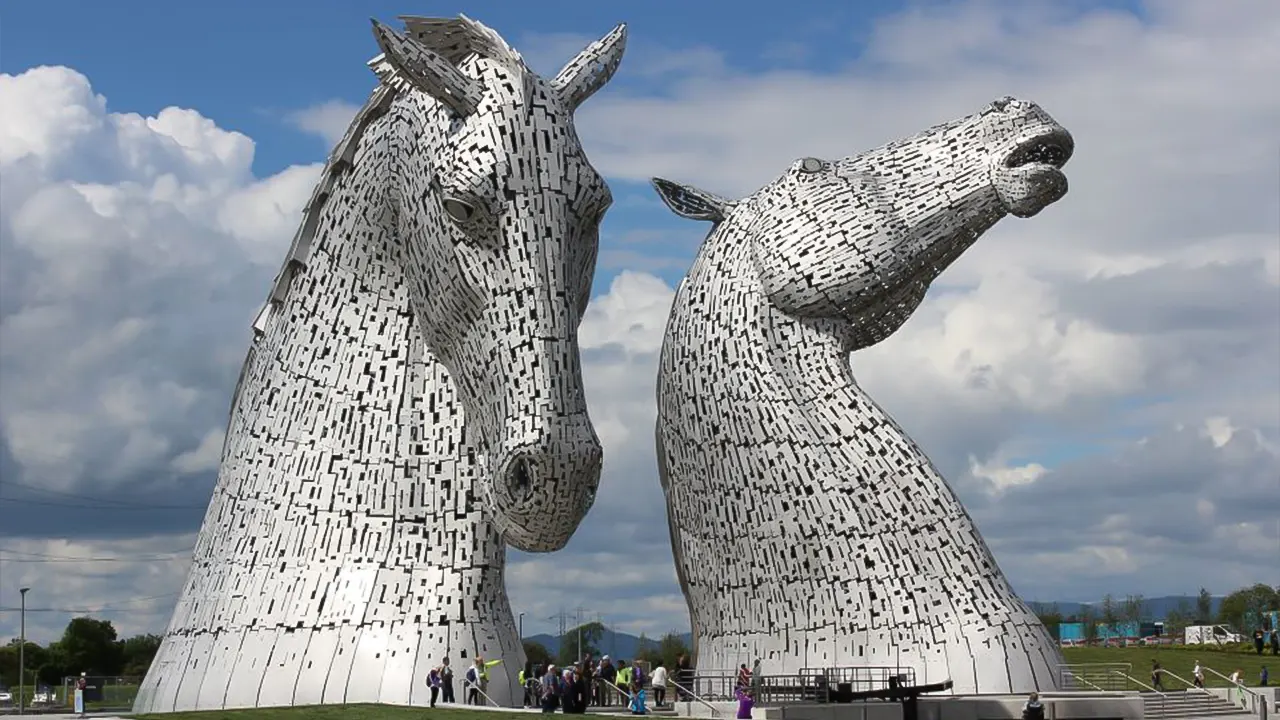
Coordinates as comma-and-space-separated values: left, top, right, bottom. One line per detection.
1030, 584, 1279, 641
522, 621, 692, 671
0, 617, 160, 687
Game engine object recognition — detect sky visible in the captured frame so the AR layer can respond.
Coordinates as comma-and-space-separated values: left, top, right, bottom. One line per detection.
0, 0, 1277, 645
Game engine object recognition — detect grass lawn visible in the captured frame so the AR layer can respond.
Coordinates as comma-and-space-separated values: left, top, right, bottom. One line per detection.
1062, 645, 1276, 687
129, 705, 534, 720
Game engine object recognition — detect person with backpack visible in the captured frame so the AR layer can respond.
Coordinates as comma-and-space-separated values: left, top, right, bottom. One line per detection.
1022, 692, 1045, 720
427, 667, 442, 708
465, 659, 482, 705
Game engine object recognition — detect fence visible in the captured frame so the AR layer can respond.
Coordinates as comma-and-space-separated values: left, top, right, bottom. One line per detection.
59, 676, 141, 711
684, 666, 918, 704
1057, 663, 1132, 691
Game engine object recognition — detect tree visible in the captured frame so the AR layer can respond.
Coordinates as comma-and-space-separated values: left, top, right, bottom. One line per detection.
119, 634, 163, 677
59, 617, 122, 675
1217, 583, 1280, 633
556, 621, 605, 666
1079, 604, 1098, 643
523, 641, 553, 669
1031, 603, 1063, 641
1122, 595, 1146, 624
655, 632, 691, 671
1196, 587, 1213, 623
1165, 597, 1194, 637
0, 639, 48, 688
1100, 594, 1118, 637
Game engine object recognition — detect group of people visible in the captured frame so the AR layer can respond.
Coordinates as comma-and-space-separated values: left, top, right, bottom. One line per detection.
423, 656, 505, 708
520, 654, 666, 715
1254, 628, 1280, 656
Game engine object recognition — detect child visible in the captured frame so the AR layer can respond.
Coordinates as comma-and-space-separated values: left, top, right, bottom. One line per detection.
629, 681, 648, 715
736, 687, 754, 719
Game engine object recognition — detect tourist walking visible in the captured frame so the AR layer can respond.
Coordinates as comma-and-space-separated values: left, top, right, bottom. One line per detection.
1256, 630, 1266, 655
1193, 661, 1205, 689
599, 656, 617, 706
541, 664, 561, 713
676, 653, 692, 700
651, 662, 669, 707
1150, 660, 1165, 691
736, 687, 754, 720
440, 657, 455, 703
466, 658, 483, 705
1272, 631, 1279, 655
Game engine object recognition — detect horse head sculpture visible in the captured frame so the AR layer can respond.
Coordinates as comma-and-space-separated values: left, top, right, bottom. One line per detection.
373, 17, 626, 551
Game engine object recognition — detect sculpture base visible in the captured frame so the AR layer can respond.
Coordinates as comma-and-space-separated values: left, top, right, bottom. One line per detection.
675, 692, 1144, 720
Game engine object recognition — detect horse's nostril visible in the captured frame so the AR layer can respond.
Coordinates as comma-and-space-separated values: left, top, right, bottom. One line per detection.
507, 457, 533, 502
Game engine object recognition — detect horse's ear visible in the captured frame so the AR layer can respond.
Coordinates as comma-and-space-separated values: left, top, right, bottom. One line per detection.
371, 19, 482, 116
551, 24, 627, 112
651, 178, 736, 223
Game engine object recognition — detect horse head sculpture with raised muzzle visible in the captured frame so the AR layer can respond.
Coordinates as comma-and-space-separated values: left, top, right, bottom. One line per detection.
650, 97, 1076, 694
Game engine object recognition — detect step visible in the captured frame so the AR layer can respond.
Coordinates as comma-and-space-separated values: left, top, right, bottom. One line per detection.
1140, 691, 1246, 719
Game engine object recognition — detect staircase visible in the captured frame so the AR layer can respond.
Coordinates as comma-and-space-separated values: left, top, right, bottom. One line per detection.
1141, 690, 1249, 718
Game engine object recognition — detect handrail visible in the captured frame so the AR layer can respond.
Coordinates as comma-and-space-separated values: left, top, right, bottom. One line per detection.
1159, 668, 1211, 694
1062, 671, 1107, 693
670, 679, 724, 717
604, 677, 635, 702
461, 679, 500, 708
1203, 665, 1263, 712
1111, 669, 1164, 696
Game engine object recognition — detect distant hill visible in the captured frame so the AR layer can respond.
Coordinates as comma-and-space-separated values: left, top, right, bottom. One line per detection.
519, 596, 1226, 656
524, 630, 693, 660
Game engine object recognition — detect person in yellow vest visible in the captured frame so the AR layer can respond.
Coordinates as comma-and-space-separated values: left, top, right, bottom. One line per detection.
617, 660, 633, 698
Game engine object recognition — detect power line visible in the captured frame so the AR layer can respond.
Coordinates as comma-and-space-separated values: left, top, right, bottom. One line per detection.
0, 478, 207, 510
0, 592, 180, 614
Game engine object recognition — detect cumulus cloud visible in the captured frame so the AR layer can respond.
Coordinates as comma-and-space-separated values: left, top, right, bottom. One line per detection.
2, 0, 1278, 645
283, 99, 361, 148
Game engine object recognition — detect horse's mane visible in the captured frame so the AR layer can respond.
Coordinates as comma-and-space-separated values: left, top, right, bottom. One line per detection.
230, 15, 526, 415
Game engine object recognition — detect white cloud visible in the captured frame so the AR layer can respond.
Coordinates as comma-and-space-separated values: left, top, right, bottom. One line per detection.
283, 99, 360, 148
2, 0, 1278, 644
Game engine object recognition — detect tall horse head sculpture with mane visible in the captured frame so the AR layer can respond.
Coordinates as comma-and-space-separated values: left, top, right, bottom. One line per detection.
136, 15, 625, 713
651, 97, 1074, 694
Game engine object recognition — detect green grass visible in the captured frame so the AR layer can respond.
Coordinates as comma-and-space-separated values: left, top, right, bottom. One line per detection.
129, 705, 533, 720
1062, 645, 1276, 687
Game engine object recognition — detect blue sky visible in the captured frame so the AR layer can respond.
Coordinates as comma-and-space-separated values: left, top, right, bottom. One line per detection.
0, 0, 1276, 643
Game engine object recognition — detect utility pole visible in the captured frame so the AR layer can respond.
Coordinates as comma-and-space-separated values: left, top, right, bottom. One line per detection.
573, 605, 591, 663
19, 587, 30, 716
548, 609, 572, 659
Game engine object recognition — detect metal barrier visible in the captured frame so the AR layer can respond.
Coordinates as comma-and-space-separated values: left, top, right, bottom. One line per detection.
59, 676, 141, 711
1057, 663, 1131, 691
687, 666, 917, 705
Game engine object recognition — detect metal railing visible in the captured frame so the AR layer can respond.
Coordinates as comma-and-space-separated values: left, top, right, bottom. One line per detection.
1112, 670, 1168, 717
684, 666, 916, 705
1057, 663, 1131, 691
669, 678, 724, 717
461, 679, 500, 708
1061, 670, 1107, 692
1203, 665, 1264, 715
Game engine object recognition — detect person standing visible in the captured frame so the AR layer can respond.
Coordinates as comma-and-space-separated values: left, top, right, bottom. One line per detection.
1151, 660, 1165, 691
541, 664, 560, 714
651, 662, 669, 707
1193, 661, 1205, 689
466, 658, 483, 705
440, 657, 455, 704
427, 666, 442, 708
1260, 666, 1268, 687
599, 656, 617, 706
1256, 630, 1266, 655
676, 654, 691, 700
1271, 630, 1279, 656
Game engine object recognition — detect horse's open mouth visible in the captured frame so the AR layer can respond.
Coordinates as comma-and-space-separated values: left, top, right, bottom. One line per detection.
1004, 128, 1074, 169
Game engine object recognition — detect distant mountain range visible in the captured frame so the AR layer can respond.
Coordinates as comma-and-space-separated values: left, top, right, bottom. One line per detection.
524, 630, 693, 660
520, 596, 1226, 656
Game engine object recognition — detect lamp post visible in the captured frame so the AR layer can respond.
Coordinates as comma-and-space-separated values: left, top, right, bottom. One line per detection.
19, 587, 30, 716
518, 612, 525, 643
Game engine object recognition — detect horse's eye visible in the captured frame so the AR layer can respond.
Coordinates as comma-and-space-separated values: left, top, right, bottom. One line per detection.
443, 197, 476, 223
799, 157, 825, 174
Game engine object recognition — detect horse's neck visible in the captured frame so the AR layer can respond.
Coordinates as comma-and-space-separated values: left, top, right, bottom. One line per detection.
671, 234, 955, 502
187, 108, 502, 631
